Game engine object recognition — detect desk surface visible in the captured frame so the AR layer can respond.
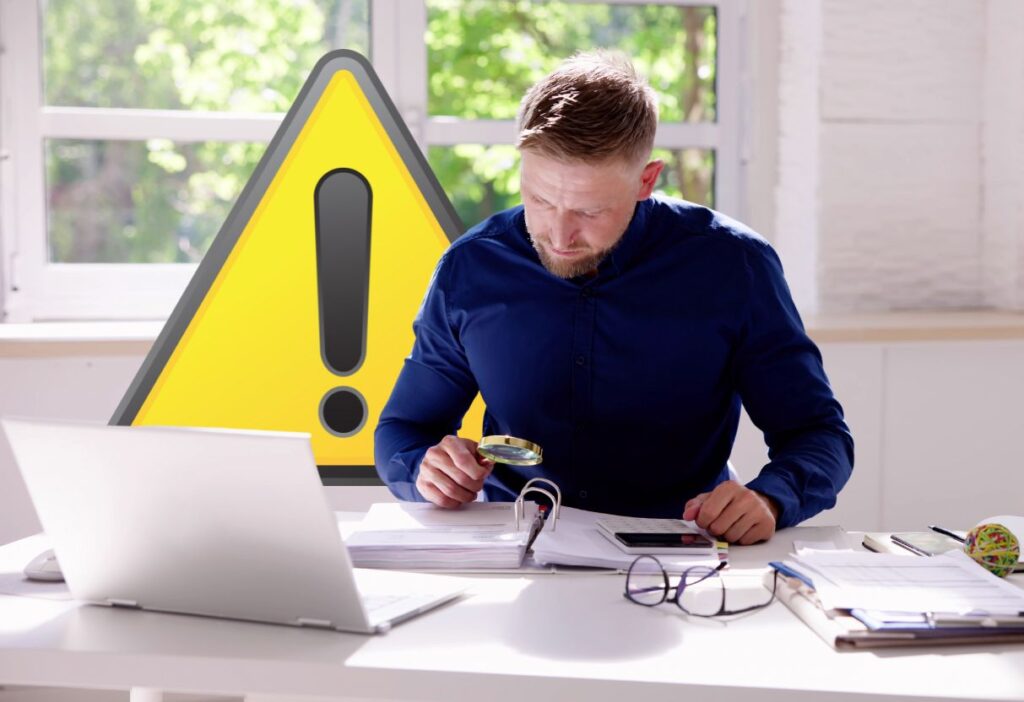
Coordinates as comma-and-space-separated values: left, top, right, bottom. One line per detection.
1, 525, 1023, 702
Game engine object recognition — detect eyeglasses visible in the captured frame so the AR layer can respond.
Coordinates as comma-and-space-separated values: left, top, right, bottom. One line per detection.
624, 555, 778, 618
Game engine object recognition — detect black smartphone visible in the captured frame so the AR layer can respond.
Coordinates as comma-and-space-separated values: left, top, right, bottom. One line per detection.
890, 532, 961, 556
614, 532, 715, 549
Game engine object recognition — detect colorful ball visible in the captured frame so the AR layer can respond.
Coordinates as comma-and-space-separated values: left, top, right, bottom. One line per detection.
964, 523, 1020, 577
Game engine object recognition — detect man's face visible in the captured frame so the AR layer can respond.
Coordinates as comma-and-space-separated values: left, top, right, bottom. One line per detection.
520, 150, 663, 278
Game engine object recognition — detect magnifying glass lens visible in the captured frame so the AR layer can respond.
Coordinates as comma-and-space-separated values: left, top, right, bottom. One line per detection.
477, 435, 543, 466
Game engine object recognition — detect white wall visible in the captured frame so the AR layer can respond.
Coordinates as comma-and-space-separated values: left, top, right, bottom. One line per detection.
983, 0, 1024, 309
777, 0, 1023, 313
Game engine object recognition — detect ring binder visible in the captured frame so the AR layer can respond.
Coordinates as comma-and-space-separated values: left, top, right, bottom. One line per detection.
515, 478, 562, 532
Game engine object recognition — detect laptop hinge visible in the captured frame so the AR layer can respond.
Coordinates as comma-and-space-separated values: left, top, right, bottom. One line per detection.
106, 598, 139, 608
297, 617, 334, 629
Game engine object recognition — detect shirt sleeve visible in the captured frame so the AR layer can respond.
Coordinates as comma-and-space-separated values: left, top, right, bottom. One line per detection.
733, 238, 855, 528
373, 253, 480, 501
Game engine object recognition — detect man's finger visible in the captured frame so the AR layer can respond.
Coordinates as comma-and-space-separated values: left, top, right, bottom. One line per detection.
418, 480, 461, 509
434, 456, 486, 493
682, 493, 708, 521
694, 482, 740, 529
736, 518, 773, 545
425, 442, 486, 492
722, 511, 759, 544
424, 465, 477, 503
707, 503, 745, 538
442, 436, 492, 481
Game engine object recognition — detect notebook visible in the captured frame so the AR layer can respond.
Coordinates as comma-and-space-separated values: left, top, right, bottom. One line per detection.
1, 418, 465, 634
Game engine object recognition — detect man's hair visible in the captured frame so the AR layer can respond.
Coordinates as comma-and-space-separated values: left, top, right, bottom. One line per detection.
516, 50, 658, 165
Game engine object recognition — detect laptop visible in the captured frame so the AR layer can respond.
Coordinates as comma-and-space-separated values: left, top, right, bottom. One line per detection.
1, 417, 464, 634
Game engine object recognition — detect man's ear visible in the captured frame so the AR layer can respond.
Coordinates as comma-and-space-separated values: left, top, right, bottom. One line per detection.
637, 159, 665, 200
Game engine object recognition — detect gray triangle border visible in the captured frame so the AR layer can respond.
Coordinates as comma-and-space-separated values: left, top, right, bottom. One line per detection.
110, 50, 465, 485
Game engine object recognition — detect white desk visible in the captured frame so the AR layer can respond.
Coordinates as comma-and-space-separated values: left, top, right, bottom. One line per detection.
1, 526, 1023, 702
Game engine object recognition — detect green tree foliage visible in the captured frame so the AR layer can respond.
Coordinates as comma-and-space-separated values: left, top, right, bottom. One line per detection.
42, 0, 713, 262
426, 0, 717, 227
44, 0, 368, 262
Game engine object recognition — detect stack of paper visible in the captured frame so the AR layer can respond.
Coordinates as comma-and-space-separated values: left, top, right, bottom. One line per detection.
787, 548, 1024, 614
345, 502, 538, 570
531, 506, 721, 571
773, 548, 1024, 649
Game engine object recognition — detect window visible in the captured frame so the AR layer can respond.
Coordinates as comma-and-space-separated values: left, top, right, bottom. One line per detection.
0, 0, 744, 321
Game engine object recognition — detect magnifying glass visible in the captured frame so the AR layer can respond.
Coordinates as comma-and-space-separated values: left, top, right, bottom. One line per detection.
477, 435, 543, 466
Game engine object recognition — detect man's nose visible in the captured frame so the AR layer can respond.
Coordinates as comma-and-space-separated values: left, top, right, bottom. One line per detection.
548, 211, 578, 249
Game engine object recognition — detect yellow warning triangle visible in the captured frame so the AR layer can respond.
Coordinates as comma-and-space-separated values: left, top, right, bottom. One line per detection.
112, 50, 485, 483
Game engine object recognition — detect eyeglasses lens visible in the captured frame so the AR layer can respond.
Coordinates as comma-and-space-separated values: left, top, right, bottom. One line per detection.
626, 556, 667, 606
678, 566, 724, 616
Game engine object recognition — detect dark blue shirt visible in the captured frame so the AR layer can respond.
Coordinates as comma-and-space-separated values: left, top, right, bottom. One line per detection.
374, 196, 853, 528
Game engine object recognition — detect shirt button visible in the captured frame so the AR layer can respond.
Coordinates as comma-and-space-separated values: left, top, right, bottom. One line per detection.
579, 490, 588, 499
575, 355, 585, 366
581, 288, 593, 299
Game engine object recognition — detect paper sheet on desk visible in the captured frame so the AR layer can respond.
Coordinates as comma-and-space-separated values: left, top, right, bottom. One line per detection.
531, 506, 720, 570
788, 548, 1024, 614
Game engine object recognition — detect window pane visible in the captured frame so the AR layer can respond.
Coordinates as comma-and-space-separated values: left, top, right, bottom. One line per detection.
427, 1, 716, 122
41, 0, 369, 111
653, 148, 715, 208
46, 139, 262, 263
429, 145, 522, 229
428, 145, 714, 230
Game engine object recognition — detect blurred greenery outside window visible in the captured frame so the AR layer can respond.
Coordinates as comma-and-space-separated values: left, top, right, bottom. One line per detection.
426, 1, 717, 227
39, 0, 717, 267
41, 0, 370, 264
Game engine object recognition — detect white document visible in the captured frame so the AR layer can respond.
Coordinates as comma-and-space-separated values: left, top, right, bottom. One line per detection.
531, 506, 720, 571
787, 548, 1024, 615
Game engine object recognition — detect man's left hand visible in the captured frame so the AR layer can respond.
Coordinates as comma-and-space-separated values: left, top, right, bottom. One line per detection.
682, 481, 779, 545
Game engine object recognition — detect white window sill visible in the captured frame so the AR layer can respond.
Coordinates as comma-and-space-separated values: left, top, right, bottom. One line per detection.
0, 321, 164, 343
0, 313, 1023, 356
0, 321, 164, 357
805, 311, 1024, 342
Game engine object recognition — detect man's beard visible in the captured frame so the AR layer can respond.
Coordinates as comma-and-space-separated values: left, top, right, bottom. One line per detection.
530, 236, 612, 278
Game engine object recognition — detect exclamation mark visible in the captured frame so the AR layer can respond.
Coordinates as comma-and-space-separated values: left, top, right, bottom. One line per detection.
314, 168, 371, 437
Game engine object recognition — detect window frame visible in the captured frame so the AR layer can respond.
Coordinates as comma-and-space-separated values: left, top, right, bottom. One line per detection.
0, 0, 748, 322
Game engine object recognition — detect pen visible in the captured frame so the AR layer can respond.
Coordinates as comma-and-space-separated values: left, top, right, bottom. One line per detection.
928, 525, 966, 543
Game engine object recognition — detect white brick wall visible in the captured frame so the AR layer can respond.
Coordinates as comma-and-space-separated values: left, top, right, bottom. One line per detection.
983, 0, 1024, 309
777, 0, 1022, 312
774, 0, 822, 315
821, 0, 983, 123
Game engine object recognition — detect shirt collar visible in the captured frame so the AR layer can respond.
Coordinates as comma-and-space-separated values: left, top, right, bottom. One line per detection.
599, 197, 651, 280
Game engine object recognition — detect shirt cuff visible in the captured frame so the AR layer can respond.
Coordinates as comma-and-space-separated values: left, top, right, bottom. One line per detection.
745, 471, 799, 529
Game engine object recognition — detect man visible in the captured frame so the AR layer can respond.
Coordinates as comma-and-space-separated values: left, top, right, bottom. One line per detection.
375, 52, 853, 544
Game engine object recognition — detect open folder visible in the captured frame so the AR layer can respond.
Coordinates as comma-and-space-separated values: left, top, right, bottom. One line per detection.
771, 550, 1024, 649
346, 479, 723, 572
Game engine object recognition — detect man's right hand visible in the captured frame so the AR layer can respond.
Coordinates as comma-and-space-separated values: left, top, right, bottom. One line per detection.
415, 435, 494, 508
